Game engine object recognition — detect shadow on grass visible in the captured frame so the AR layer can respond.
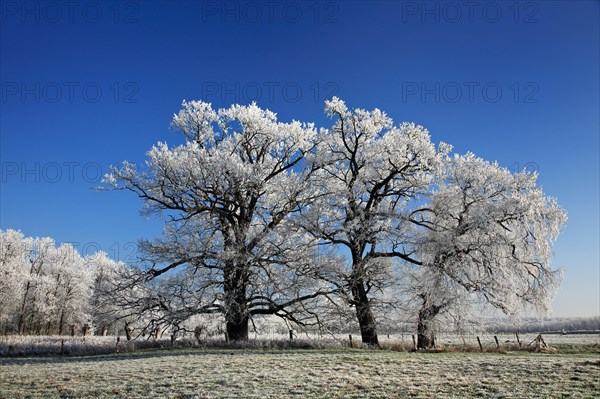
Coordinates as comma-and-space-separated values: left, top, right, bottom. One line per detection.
0, 339, 345, 366
0, 348, 257, 366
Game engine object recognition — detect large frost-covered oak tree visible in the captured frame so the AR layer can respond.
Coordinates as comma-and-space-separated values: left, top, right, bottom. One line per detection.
302, 98, 448, 346
105, 101, 335, 341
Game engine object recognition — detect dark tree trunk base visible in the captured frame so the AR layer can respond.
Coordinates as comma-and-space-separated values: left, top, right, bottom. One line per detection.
417, 301, 441, 349
226, 317, 249, 341
417, 332, 435, 349
355, 299, 380, 348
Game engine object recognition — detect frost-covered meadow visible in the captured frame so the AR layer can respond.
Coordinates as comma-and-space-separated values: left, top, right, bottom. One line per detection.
1, 347, 599, 398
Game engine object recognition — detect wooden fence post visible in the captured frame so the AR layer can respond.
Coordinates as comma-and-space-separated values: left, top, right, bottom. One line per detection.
348, 334, 353, 348
412, 334, 417, 351
527, 334, 547, 349
477, 336, 483, 352
194, 326, 203, 345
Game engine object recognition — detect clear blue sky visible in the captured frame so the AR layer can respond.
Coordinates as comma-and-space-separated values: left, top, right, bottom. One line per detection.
1, 1, 598, 317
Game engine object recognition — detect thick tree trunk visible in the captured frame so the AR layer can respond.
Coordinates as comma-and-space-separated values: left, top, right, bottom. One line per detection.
350, 252, 380, 347
417, 319, 435, 349
224, 284, 249, 341
354, 295, 379, 347
224, 261, 249, 341
220, 219, 251, 342
417, 301, 441, 349
226, 312, 249, 341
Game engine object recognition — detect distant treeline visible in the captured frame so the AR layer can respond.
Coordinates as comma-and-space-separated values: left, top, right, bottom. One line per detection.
484, 316, 599, 334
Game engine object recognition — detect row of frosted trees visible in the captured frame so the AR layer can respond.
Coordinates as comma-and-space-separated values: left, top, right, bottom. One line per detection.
99, 98, 566, 348
0, 230, 128, 336
0, 98, 566, 347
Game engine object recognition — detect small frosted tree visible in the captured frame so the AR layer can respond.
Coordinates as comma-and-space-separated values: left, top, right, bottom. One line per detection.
410, 153, 566, 348
47, 243, 91, 335
399, 265, 477, 349
16, 236, 58, 334
0, 230, 29, 332
88, 251, 132, 336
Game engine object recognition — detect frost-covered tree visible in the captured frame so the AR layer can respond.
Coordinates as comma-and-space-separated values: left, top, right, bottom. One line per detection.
47, 243, 92, 335
104, 101, 337, 341
16, 236, 59, 334
399, 265, 477, 349
87, 251, 132, 336
0, 230, 29, 332
303, 98, 447, 346
410, 153, 566, 348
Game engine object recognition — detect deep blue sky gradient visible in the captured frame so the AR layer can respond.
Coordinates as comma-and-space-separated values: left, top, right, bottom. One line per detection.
1, 0, 598, 316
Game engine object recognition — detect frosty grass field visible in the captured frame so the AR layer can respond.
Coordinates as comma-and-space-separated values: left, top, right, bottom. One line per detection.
0, 334, 598, 398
